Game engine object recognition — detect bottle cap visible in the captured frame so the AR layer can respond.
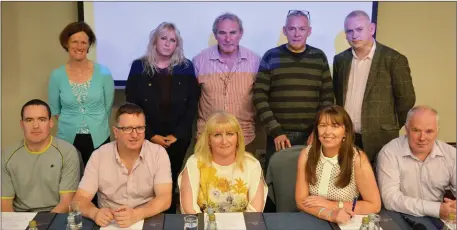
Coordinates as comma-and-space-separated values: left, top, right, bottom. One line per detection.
362, 217, 369, 224
207, 207, 214, 215
29, 220, 37, 227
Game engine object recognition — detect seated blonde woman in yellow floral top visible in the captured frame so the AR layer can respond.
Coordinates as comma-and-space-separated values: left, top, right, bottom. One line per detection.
178, 112, 267, 213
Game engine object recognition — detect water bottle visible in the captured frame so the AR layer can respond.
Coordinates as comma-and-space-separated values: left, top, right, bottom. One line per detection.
69, 201, 83, 229
28, 220, 38, 230
368, 213, 381, 230
359, 217, 370, 230
67, 213, 82, 230
206, 207, 218, 230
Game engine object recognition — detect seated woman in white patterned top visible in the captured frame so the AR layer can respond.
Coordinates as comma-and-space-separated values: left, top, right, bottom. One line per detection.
295, 105, 381, 224
179, 112, 267, 214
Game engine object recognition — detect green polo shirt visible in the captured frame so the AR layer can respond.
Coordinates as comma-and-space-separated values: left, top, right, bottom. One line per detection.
1, 136, 80, 212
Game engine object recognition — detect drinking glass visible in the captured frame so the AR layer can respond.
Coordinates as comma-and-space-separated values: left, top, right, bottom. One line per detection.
184, 215, 198, 230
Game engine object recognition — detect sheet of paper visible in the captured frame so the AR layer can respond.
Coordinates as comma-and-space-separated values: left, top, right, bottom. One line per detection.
204, 212, 246, 230
101, 220, 144, 230
338, 215, 367, 230
1, 212, 38, 230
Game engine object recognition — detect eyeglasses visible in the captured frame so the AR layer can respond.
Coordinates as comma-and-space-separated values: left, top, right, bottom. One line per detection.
287, 10, 311, 23
115, 126, 146, 134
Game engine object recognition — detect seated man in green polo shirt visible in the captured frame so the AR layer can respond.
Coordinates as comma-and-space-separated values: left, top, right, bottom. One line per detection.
1, 99, 80, 212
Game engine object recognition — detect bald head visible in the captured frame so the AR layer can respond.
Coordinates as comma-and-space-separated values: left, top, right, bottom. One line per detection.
345, 10, 371, 23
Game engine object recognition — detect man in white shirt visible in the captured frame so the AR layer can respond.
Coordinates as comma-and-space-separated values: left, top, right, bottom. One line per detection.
377, 105, 456, 229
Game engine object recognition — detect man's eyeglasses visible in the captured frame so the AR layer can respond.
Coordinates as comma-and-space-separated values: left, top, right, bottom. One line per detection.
116, 126, 146, 134
287, 10, 311, 22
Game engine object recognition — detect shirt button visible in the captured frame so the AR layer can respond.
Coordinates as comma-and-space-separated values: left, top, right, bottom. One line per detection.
148, 83, 151, 86
145, 99, 148, 101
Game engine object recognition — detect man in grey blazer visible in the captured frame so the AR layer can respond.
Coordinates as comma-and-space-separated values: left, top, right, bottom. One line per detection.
333, 10, 416, 165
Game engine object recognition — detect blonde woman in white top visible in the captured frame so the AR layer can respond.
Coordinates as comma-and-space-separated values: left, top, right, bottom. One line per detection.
295, 105, 381, 224
179, 112, 267, 214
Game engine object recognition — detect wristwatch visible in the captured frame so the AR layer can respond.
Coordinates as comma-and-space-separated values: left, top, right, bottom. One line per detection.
338, 201, 344, 209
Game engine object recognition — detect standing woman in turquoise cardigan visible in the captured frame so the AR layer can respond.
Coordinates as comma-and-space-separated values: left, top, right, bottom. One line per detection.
48, 22, 114, 166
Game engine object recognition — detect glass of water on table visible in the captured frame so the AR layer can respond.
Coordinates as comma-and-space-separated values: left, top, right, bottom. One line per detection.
68, 201, 83, 229
184, 215, 198, 230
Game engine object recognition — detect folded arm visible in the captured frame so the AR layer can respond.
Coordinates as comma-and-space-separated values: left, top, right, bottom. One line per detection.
295, 148, 334, 221
134, 183, 172, 218
350, 151, 381, 214
51, 192, 75, 213
73, 188, 99, 220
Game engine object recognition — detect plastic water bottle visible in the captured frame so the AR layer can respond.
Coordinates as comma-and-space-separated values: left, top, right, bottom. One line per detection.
368, 213, 381, 230
67, 213, 82, 230
206, 208, 218, 230
359, 217, 370, 230
68, 201, 83, 229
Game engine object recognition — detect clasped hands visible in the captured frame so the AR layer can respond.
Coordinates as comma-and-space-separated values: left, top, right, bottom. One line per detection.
302, 196, 355, 225
440, 198, 457, 220
93, 206, 142, 228
151, 135, 177, 148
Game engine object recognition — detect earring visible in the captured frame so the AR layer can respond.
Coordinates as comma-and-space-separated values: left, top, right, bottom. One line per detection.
342, 137, 346, 142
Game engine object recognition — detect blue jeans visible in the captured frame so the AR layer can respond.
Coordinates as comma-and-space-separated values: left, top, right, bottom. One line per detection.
265, 130, 311, 171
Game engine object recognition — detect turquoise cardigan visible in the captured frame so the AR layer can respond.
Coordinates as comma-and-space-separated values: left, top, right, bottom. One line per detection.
48, 63, 114, 148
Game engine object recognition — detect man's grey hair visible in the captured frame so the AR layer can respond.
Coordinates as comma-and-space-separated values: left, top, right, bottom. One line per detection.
345, 10, 371, 22
212, 12, 243, 35
285, 10, 311, 26
405, 105, 440, 128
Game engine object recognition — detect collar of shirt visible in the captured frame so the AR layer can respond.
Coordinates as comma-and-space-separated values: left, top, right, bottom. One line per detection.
114, 140, 145, 165
208, 45, 249, 62
400, 135, 444, 160
320, 147, 339, 165
351, 39, 377, 60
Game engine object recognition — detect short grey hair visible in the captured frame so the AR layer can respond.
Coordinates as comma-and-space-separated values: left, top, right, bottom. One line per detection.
345, 10, 371, 22
405, 105, 440, 128
212, 13, 243, 35
285, 10, 311, 26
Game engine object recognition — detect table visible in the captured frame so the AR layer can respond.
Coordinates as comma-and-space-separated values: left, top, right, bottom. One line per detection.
6, 209, 433, 230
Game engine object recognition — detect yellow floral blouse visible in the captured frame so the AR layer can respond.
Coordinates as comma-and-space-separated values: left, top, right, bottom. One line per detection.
178, 153, 267, 213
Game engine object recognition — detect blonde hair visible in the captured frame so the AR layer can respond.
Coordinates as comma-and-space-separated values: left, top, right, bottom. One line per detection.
142, 22, 187, 76
194, 112, 246, 171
